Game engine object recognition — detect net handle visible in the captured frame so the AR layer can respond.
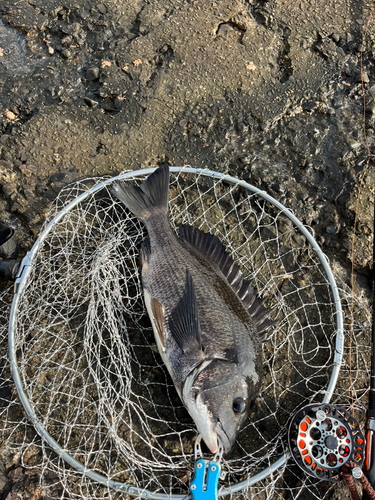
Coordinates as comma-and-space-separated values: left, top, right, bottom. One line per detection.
8, 166, 344, 499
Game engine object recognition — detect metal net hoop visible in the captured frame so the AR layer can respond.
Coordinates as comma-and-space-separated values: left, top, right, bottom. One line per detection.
8, 166, 343, 499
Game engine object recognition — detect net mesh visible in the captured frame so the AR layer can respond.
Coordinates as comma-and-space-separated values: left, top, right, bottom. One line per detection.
0, 167, 372, 499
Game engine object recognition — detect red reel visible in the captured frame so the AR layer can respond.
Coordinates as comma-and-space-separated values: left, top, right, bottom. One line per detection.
288, 403, 365, 483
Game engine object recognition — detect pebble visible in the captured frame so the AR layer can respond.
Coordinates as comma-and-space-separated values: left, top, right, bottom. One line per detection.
61, 49, 72, 59
332, 33, 340, 43
79, 9, 90, 20
0, 160, 12, 169
349, 140, 361, 151
326, 224, 338, 235
113, 96, 123, 109
292, 233, 306, 247
97, 3, 107, 14
5, 110, 16, 120
61, 35, 73, 46
8, 467, 24, 483
86, 66, 100, 81
0, 135, 10, 144
2, 183, 16, 197
303, 100, 315, 112
11, 196, 28, 213
19, 165, 32, 177
83, 97, 99, 108
239, 155, 251, 164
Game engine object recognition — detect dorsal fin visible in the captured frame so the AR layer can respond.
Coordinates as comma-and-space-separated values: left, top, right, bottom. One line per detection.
179, 225, 274, 335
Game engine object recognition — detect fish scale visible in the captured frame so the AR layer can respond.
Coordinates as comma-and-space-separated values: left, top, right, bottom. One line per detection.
111, 165, 273, 455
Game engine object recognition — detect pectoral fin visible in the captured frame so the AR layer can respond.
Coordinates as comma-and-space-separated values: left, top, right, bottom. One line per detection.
151, 297, 166, 351
140, 238, 151, 275
168, 270, 202, 354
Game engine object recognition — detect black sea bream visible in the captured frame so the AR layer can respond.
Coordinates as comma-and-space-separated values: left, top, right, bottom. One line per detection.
111, 166, 273, 454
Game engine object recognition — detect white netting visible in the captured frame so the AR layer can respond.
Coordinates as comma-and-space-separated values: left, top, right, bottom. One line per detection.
0, 167, 372, 499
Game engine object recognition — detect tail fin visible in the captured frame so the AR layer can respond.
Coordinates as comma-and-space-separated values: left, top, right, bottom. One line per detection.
111, 165, 170, 221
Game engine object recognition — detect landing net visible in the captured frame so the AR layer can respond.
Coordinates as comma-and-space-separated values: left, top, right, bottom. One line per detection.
1, 167, 371, 499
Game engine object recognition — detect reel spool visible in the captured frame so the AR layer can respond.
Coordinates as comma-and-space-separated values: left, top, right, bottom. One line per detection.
288, 403, 365, 483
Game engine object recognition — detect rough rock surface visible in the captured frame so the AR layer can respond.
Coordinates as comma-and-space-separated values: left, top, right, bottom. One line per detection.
0, 0, 374, 498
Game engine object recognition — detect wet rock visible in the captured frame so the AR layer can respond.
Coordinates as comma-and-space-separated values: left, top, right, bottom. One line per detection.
326, 224, 339, 235
61, 49, 72, 59
362, 71, 370, 84
0, 461, 8, 491
2, 183, 17, 197
83, 97, 99, 108
239, 155, 251, 164
303, 101, 316, 112
0, 160, 12, 170
0, 135, 10, 144
292, 234, 306, 247
8, 467, 24, 483
97, 3, 107, 15
113, 96, 123, 110
86, 66, 100, 81
61, 35, 73, 46
62, 22, 81, 37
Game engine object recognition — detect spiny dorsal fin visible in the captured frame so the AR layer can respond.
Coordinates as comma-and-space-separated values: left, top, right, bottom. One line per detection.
179, 225, 274, 335
168, 269, 202, 353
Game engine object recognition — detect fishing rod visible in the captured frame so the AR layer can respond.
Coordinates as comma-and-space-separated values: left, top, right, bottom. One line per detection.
288, 11, 375, 498
362, 178, 375, 499
287, 158, 375, 500
361, 7, 375, 497
287, 193, 375, 498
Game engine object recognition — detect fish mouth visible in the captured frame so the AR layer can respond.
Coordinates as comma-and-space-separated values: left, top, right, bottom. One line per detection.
199, 422, 231, 455
213, 423, 232, 455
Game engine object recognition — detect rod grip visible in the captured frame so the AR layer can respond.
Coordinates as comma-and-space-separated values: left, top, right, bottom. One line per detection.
369, 388, 375, 414
364, 425, 375, 500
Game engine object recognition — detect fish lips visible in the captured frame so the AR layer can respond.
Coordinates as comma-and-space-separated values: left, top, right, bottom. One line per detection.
198, 424, 231, 455
214, 423, 232, 454
187, 391, 232, 454
197, 413, 233, 454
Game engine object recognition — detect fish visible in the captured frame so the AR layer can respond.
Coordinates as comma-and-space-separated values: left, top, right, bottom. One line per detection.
111, 166, 273, 454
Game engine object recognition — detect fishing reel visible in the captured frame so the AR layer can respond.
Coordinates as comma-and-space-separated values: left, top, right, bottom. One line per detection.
288, 403, 365, 483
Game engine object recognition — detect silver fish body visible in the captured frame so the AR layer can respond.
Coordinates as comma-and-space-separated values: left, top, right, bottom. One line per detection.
111, 166, 273, 454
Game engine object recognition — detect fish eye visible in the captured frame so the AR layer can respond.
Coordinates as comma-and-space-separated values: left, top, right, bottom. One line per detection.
233, 397, 246, 414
